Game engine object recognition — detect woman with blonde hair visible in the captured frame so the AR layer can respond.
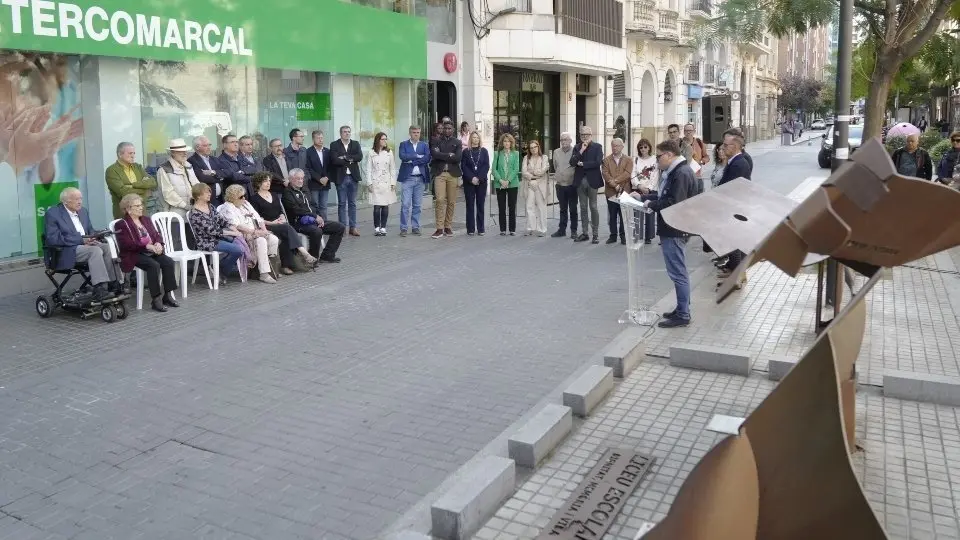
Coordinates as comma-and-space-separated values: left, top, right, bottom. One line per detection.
364, 132, 397, 236
460, 131, 489, 236
216, 183, 281, 284
492, 133, 520, 236
522, 139, 549, 237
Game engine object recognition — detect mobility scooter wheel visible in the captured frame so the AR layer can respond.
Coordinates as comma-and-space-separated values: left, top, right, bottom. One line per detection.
100, 305, 116, 323
35, 296, 52, 318
114, 303, 128, 320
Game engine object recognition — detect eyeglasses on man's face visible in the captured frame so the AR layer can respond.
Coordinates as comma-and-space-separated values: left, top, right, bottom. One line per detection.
952, 138, 960, 144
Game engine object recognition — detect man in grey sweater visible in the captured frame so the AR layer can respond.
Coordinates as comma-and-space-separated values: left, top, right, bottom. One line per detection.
551, 132, 578, 238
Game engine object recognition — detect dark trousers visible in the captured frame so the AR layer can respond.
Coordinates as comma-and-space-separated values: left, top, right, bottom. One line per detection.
556, 184, 578, 234
266, 223, 302, 269
296, 220, 345, 259
135, 253, 178, 299
496, 187, 518, 233
606, 199, 626, 240
373, 205, 389, 228
463, 180, 487, 234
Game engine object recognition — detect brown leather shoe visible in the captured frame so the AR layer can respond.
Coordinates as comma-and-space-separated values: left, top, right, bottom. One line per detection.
349, 228, 360, 236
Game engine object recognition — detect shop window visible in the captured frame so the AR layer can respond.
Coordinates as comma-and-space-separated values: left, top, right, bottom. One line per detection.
0, 52, 85, 262
140, 62, 332, 167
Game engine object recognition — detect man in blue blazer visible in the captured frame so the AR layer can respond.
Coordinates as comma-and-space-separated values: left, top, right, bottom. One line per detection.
397, 125, 431, 236
305, 130, 331, 220
569, 126, 605, 244
43, 187, 118, 301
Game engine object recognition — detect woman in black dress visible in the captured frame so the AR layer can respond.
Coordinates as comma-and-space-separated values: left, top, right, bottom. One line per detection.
248, 172, 317, 273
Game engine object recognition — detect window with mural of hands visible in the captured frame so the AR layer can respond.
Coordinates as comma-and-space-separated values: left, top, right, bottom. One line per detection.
0, 51, 86, 261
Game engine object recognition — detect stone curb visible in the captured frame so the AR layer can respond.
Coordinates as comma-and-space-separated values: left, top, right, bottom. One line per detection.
507, 403, 573, 468
883, 370, 960, 407
563, 365, 615, 417
429, 455, 516, 540
669, 343, 752, 376
603, 326, 647, 378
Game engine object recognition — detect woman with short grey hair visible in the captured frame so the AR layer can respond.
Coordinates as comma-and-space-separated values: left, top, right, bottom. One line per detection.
115, 193, 179, 311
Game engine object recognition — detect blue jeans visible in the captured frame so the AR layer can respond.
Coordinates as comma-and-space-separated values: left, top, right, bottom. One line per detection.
660, 236, 691, 320
311, 189, 330, 221
337, 177, 358, 228
399, 178, 424, 231
216, 239, 243, 275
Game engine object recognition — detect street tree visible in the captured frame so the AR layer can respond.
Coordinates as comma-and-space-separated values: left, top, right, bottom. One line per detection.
697, 0, 956, 138
778, 74, 825, 116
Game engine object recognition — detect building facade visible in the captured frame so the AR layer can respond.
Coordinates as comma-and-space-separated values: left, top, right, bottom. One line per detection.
0, 0, 459, 297
777, 27, 831, 81
461, 0, 626, 154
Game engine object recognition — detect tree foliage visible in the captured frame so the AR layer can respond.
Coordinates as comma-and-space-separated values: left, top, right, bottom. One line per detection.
696, 0, 954, 138
778, 74, 825, 112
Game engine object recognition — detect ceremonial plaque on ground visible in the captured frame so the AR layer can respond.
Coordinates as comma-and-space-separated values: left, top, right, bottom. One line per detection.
536, 449, 654, 540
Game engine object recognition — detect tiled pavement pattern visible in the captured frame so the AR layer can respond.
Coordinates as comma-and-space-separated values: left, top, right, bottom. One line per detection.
0, 199, 713, 539
473, 361, 960, 540
642, 253, 960, 386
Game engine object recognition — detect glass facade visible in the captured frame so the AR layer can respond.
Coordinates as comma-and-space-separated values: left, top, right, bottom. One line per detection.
140, 62, 333, 167
0, 52, 86, 261
493, 69, 560, 155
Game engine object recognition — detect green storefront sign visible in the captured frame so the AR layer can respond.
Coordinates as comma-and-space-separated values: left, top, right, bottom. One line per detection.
0, 0, 427, 79
295, 93, 331, 122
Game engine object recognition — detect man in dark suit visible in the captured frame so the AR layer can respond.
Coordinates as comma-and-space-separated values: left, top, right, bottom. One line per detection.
639, 139, 697, 328
305, 130, 331, 220
329, 125, 363, 236
569, 125, 605, 244
262, 138, 289, 193
716, 128, 754, 281
43, 187, 119, 301
217, 134, 254, 196
284, 128, 308, 171
188, 135, 225, 203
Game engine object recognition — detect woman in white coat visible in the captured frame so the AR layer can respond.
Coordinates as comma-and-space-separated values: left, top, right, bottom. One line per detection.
521, 139, 549, 237
364, 132, 397, 236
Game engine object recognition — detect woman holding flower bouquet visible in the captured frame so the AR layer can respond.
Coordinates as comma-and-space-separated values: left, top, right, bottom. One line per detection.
631, 139, 659, 244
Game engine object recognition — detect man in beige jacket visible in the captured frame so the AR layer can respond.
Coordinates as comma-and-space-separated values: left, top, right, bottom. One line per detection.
156, 138, 200, 218
601, 138, 633, 245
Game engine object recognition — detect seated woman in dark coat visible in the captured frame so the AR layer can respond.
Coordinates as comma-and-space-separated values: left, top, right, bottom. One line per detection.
115, 193, 179, 312
248, 172, 317, 272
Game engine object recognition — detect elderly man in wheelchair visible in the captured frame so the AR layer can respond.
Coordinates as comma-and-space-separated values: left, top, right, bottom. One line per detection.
39, 187, 129, 320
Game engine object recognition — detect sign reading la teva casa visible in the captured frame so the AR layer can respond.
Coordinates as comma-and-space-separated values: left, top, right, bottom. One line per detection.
0, 0, 428, 79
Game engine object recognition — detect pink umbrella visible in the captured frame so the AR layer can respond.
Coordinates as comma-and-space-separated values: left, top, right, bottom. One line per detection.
887, 122, 921, 138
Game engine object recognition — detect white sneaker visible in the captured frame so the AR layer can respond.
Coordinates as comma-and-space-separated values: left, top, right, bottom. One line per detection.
381, 228, 388, 236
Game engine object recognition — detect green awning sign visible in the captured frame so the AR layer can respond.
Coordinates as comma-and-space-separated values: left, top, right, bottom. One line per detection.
0, 0, 427, 79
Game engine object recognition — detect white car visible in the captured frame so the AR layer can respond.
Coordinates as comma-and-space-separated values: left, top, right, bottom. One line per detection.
811, 120, 826, 130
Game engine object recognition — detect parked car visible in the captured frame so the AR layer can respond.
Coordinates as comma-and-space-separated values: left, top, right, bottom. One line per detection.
811, 119, 826, 130
818, 125, 864, 168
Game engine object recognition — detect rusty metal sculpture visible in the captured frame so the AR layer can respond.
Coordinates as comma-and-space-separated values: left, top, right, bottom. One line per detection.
644, 138, 960, 539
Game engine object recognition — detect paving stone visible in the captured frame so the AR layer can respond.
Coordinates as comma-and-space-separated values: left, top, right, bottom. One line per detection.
602, 327, 647, 378
669, 343, 751, 376
884, 371, 960, 406
507, 404, 573, 468
562, 365, 614, 417
430, 455, 516, 540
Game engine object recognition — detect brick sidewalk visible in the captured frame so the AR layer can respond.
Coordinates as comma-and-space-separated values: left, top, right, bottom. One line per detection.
472, 192, 960, 538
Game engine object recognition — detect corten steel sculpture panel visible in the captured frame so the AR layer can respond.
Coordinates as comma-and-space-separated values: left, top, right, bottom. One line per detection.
643, 138, 960, 539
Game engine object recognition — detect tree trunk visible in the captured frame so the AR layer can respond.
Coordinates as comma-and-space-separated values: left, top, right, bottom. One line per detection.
862, 63, 896, 139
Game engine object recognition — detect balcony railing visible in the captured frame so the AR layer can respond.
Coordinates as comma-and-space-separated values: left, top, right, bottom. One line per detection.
502, 0, 532, 12
626, 0, 657, 35
680, 21, 695, 47
687, 61, 701, 82
704, 63, 717, 85
687, 0, 711, 17
656, 12, 679, 42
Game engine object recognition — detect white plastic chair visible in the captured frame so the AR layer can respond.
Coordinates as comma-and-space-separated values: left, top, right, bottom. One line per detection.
150, 212, 212, 297
109, 219, 148, 310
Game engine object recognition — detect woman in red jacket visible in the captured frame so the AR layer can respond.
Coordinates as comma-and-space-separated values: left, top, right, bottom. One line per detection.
115, 193, 180, 312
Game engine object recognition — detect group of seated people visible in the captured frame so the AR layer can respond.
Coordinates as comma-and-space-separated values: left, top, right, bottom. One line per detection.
45, 139, 347, 313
